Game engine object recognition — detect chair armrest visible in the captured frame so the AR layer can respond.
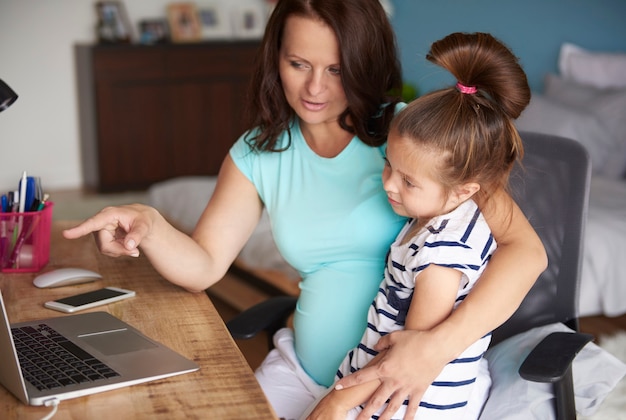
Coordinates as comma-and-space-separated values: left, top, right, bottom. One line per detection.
519, 331, 594, 382
226, 296, 298, 340
519, 331, 594, 420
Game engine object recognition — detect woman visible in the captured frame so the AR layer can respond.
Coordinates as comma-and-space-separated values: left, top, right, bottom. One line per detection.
63, 1, 547, 419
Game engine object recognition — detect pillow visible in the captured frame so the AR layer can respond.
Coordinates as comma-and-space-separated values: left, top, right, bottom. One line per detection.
559, 43, 626, 89
515, 94, 612, 174
481, 323, 626, 419
149, 176, 218, 233
544, 74, 626, 179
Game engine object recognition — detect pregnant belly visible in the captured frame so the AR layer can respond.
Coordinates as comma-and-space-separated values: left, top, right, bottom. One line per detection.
293, 263, 383, 386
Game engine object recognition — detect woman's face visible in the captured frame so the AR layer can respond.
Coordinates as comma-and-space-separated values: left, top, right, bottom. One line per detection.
279, 15, 348, 128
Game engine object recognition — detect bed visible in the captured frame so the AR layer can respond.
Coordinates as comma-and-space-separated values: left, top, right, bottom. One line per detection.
515, 43, 626, 317
148, 42, 626, 319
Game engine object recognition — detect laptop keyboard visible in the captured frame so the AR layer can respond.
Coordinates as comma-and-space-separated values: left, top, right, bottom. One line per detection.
11, 324, 120, 391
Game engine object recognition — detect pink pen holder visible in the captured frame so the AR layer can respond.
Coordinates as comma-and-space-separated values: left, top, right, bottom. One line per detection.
1, 202, 54, 273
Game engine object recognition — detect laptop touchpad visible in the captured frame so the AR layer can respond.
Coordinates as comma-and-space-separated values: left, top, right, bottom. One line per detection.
81, 329, 157, 355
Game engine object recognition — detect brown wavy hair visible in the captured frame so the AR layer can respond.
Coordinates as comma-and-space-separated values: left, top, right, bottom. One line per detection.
244, 0, 402, 151
391, 32, 530, 204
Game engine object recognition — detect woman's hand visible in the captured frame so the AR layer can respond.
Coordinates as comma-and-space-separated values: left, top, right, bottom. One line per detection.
335, 329, 451, 420
63, 204, 159, 258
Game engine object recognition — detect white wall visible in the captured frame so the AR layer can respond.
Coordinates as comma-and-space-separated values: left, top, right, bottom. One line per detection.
0, 0, 265, 192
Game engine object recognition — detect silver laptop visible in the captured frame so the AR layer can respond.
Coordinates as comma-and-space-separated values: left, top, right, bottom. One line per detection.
0, 290, 199, 406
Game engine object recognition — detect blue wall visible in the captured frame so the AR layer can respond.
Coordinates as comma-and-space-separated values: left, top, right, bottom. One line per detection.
390, 0, 626, 94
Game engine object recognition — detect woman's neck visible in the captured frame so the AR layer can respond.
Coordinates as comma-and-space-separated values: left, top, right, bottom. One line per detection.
300, 120, 354, 158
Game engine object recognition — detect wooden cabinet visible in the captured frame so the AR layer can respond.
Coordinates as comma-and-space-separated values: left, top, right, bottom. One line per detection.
75, 42, 260, 192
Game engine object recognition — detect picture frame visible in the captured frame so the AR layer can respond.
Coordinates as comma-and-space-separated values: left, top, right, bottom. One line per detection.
167, 2, 202, 43
95, 1, 133, 43
231, 2, 267, 40
138, 19, 170, 44
198, 5, 233, 40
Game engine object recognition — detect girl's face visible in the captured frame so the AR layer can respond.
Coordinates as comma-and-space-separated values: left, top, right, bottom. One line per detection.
382, 134, 459, 220
279, 15, 348, 128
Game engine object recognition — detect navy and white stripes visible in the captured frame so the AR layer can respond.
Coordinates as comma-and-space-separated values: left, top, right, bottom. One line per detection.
335, 200, 496, 419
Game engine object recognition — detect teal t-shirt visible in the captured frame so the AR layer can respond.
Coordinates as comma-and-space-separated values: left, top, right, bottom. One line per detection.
230, 119, 406, 386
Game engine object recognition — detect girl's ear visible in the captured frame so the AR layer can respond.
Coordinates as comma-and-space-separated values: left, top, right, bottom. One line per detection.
454, 182, 480, 203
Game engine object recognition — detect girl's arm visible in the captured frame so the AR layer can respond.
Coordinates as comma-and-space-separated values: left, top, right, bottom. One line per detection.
305, 379, 381, 420
63, 155, 264, 293
335, 190, 547, 420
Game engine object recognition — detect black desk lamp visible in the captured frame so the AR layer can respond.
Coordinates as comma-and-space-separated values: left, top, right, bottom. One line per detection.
0, 79, 18, 112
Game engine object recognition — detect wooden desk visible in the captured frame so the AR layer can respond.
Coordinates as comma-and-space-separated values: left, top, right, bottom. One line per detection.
0, 221, 277, 419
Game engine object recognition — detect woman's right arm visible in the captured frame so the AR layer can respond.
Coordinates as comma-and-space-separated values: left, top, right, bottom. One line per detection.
62, 155, 264, 293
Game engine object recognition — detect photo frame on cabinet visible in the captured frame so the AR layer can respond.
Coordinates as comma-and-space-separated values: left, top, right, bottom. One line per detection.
231, 2, 267, 40
138, 19, 170, 44
167, 2, 202, 43
198, 5, 233, 40
95, 1, 133, 43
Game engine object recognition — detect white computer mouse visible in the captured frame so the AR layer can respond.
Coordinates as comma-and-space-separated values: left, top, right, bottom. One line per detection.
33, 268, 102, 288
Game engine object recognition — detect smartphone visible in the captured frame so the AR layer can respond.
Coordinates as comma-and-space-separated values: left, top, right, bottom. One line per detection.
44, 287, 135, 313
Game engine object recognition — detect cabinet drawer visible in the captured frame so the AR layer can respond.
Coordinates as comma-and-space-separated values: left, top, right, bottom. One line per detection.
166, 43, 259, 78
93, 48, 165, 79
167, 48, 233, 77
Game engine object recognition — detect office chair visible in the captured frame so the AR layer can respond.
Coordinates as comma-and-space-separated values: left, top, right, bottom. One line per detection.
227, 131, 592, 420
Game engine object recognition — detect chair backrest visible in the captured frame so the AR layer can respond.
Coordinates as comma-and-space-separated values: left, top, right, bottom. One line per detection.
491, 131, 591, 345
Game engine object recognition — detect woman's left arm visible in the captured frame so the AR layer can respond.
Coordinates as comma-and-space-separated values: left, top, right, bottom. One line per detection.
459, 188, 548, 335
335, 190, 547, 420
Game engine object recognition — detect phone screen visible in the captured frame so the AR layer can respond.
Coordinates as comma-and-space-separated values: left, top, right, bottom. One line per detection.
54, 288, 129, 307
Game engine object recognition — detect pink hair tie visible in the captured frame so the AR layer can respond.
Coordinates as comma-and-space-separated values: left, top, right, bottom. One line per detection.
456, 82, 477, 94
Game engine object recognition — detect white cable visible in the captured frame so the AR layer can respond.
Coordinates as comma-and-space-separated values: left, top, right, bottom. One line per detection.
40, 398, 59, 420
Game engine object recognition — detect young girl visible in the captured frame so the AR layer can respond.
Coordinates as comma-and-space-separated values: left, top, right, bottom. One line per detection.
304, 31, 531, 420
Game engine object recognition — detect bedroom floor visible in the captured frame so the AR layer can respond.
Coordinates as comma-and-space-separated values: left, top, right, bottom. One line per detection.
51, 188, 626, 370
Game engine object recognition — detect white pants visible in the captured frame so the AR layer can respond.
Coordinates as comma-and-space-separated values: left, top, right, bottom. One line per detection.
256, 328, 491, 420
255, 328, 327, 420
299, 359, 490, 420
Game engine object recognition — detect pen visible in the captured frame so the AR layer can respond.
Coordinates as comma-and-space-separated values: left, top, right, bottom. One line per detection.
18, 171, 27, 213
0, 210, 7, 268
7, 215, 38, 269
0, 235, 8, 269
37, 193, 49, 211
24, 177, 36, 212
31, 177, 43, 211
16, 171, 27, 241
10, 191, 18, 212
0, 195, 7, 213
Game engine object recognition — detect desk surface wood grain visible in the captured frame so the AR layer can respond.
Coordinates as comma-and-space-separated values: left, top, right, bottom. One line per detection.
0, 221, 277, 419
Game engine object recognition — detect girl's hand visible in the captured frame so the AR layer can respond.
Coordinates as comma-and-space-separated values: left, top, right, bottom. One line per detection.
305, 390, 350, 420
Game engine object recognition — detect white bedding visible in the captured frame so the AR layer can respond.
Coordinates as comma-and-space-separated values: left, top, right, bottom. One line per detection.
148, 174, 626, 318
512, 43, 626, 316
579, 176, 626, 317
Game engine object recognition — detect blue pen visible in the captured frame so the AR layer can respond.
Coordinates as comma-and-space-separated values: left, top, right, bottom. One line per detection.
0, 195, 7, 213
24, 177, 36, 212
19, 174, 36, 213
